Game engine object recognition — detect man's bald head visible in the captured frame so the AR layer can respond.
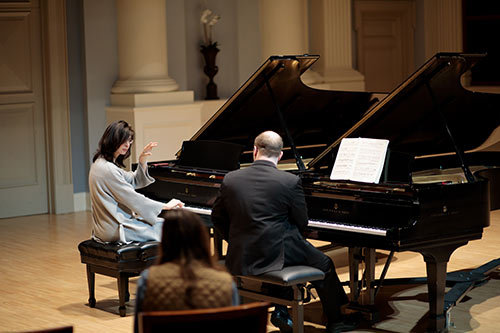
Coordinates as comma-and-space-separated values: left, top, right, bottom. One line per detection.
254, 131, 283, 160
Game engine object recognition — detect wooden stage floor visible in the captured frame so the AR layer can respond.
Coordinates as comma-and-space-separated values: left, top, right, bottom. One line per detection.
1, 210, 500, 332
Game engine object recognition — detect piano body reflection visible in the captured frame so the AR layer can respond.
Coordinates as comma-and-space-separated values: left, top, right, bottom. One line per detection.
140, 53, 500, 332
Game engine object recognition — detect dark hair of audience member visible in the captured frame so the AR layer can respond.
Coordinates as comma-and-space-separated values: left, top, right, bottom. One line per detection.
158, 209, 225, 307
93, 120, 134, 168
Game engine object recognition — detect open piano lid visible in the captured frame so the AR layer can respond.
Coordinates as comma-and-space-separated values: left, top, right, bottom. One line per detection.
186, 55, 376, 165
309, 53, 500, 172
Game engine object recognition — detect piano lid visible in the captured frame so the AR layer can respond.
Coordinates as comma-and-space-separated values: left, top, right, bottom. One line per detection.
309, 53, 500, 170
187, 55, 377, 164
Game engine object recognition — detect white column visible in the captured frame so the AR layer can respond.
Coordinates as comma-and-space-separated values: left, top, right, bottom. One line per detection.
112, 0, 178, 93
423, 0, 462, 59
259, 0, 321, 84
309, 0, 365, 91
260, 0, 308, 59
107, 0, 202, 166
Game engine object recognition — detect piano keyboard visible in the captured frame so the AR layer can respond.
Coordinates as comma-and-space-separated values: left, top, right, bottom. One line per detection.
183, 205, 212, 216
183, 205, 387, 237
308, 218, 387, 236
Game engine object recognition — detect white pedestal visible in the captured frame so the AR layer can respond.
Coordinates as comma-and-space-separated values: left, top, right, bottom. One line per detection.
106, 91, 203, 167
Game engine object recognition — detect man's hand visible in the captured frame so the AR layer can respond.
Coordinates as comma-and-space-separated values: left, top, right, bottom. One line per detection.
139, 142, 158, 168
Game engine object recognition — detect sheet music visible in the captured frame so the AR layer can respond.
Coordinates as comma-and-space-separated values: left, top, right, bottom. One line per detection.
330, 138, 389, 183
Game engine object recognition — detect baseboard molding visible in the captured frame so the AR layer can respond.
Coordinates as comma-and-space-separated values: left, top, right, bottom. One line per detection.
73, 192, 90, 211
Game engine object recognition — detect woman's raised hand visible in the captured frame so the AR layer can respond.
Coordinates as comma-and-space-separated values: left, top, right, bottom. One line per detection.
139, 141, 158, 167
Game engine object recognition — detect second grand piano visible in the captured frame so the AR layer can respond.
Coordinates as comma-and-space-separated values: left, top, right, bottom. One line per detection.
303, 52, 500, 332
140, 53, 500, 332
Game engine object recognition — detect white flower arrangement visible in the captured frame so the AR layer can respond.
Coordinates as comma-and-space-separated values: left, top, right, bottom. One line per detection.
200, 7, 220, 47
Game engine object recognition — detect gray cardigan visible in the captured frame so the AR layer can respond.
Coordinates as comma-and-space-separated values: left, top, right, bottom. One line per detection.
89, 157, 165, 243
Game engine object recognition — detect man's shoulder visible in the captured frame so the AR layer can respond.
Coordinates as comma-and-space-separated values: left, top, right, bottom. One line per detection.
272, 167, 300, 180
223, 167, 247, 181
225, 167, 245, 176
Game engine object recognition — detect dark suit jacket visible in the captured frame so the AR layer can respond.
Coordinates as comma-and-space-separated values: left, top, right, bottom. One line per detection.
211, 160, 308, 276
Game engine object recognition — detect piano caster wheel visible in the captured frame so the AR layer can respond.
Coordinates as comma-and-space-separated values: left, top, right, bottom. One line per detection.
88, 297, 96, 308
344, 302, 380, 323
119, 306, 126, 317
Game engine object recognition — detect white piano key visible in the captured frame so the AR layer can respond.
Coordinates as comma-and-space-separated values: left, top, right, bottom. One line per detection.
184, 205, 212, 215
308, 219, 387, 236
183, 205, 387, 236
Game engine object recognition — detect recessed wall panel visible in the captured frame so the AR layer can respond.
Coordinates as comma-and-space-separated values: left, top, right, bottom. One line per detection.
0, 103, 37, 188
0, 11, 32, 93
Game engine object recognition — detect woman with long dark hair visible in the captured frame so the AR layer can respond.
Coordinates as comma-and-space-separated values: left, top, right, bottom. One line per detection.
89, 120, 183, 243
134, 209, 239, 333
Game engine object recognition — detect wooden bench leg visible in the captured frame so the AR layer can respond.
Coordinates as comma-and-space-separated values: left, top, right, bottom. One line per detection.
117, 273, 128, 317
292, 285, 304, 333
125, 277, 130, 302
86, 265, 96, 308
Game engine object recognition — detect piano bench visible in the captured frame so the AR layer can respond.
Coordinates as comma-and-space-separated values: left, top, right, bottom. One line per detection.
236, 266, 325, 333
78, 239, 159, 317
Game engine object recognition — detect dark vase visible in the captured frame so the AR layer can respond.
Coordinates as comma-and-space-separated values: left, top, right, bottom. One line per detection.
201, 44, 220, 100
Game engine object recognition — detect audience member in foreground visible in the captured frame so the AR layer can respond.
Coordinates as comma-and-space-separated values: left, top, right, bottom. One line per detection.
134, 209, 239, 333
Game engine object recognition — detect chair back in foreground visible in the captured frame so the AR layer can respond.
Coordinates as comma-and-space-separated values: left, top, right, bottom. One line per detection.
139, 301, 270, 333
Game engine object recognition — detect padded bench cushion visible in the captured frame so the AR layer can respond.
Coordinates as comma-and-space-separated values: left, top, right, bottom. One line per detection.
236, 265, 325, 286
78, 239, 159, 272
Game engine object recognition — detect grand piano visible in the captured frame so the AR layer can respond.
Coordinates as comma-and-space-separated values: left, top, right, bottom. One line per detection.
139, 54, 377, 214
140, 53, 500, 332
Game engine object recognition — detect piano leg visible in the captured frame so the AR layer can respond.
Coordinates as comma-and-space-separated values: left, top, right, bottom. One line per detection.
347, 247, 376, 304
348, 247, 361, 302
346, 247, 379, 322
418, 242, 467, 333
363, 247, 376, 305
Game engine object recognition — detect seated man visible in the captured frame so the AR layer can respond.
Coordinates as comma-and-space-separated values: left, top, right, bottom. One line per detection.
211, 131, 359, 332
